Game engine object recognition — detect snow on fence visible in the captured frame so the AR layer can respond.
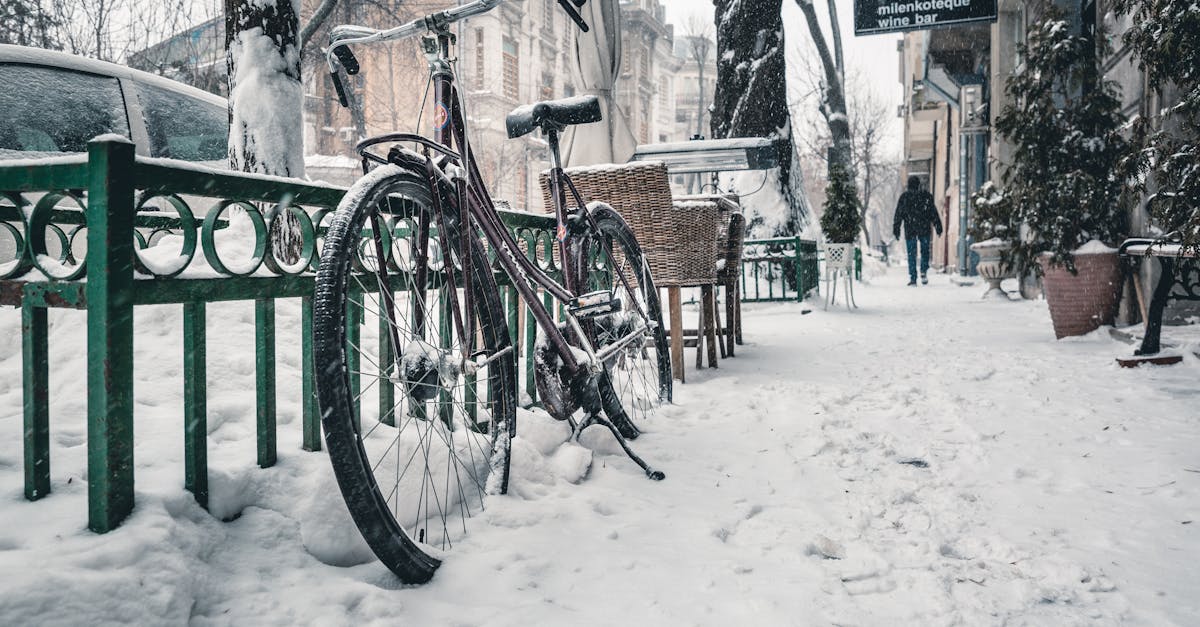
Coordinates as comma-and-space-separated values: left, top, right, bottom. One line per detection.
0, 137, 564, 533
739, 236, 819, 303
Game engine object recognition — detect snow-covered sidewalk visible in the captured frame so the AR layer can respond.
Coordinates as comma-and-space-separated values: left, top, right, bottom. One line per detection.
0, 269, 1197, 625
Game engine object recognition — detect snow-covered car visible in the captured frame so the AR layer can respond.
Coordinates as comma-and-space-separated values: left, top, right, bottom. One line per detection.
0, 44, 228, 163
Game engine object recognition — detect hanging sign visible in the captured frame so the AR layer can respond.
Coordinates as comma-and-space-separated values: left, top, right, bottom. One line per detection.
853, 0, 997, 35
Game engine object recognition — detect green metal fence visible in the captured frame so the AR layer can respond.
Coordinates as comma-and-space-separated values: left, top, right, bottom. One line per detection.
739, 236, 819, 302
0, 137, 560, 533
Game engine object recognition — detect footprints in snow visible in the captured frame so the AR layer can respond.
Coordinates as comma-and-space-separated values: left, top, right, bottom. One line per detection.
711, 502, 765, 545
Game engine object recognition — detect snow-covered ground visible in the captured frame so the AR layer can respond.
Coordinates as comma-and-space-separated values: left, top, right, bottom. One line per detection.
0, 267, 1197, 625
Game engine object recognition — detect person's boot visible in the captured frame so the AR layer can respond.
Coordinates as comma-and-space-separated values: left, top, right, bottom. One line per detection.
920, 273, 928, 285
907, 277, 917, 286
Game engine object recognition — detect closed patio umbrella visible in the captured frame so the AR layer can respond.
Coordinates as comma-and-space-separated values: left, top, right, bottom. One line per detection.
561, 0, 638, 167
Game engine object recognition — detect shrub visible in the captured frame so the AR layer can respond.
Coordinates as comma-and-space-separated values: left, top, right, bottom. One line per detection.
820, 163, 861, 243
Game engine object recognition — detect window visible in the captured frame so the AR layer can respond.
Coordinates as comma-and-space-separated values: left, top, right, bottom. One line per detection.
474, 28, 486, 90
0, 64, 130, 155
658, 77, 669, 111
563, 84, 575, 98
639, 52, 649, 82
502, 36, 520, 101
540, 72, 554, 100
136, 82, 227, 161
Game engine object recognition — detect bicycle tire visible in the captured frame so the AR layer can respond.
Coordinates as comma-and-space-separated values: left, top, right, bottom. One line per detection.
314, 164, 516, 583
586, 203, 673, 436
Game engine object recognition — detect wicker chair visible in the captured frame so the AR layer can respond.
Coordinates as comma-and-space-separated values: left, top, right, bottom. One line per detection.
539, 162, 719, 382
675, 194, 745, 360
717, 210, 746, 355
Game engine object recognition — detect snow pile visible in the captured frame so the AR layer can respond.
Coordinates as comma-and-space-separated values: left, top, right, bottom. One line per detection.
0, 270, 1197, 624
1075, 239, 1119, 255
722, 168, 792, 238
228, 25, 305, 178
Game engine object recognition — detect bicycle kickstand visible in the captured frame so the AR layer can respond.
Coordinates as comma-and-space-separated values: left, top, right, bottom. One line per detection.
574, 413, 666, 481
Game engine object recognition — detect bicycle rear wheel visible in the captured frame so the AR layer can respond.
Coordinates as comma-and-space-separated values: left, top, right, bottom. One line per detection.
314, 164, 515, 583
585, 203, 672, 436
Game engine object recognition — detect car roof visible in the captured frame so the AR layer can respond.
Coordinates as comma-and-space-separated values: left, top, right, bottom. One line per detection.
0, 44, 227, 109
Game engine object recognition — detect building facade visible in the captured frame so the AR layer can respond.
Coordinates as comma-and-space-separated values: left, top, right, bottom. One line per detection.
616, 0, 680, 147
896, 1, 1089, 276
672, 33, 717, 143
896, 24, 990, 274
132, 0, 682, 210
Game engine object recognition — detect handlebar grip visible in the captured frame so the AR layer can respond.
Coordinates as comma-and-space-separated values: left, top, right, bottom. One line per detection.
333, 45, 360, 75
331, 71, 350, 108
557, 0, 589, 32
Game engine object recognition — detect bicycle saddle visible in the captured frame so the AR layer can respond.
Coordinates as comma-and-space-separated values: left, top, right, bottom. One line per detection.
505, 95, 602, 139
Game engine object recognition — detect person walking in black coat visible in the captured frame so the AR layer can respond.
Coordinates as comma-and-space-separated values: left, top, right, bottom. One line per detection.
892, 176, 943, 285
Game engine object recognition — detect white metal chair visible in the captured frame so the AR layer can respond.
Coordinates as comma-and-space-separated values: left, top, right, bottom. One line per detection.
820, 243, 857, 310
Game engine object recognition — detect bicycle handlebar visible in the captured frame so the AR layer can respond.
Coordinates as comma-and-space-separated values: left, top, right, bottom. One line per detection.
325, 0, 589, 106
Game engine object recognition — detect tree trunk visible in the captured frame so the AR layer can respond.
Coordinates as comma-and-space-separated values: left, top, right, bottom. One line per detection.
226, 0, 304, 177
711, 0, 806, 237
794, 0, 850, 172
860, 160, 873, 246
226, 0, 304, 260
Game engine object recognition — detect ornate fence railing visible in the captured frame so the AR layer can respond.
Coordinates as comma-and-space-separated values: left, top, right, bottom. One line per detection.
0, 137, 561, 533
739, 236, 819, 302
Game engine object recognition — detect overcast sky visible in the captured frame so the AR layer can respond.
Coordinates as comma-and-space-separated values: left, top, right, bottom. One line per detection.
658, 0, 904, 158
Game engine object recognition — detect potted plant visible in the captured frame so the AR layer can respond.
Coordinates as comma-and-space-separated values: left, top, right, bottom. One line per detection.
820, 162, 862, 244
1112, 0, 1200, 256
989, 11, 1132, 338
817, 163, 862, 305
968, 182, 1015, 300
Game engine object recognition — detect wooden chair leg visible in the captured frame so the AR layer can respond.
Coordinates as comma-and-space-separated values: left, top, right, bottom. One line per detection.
704, 285, 718, 368
695, 287, 705, 370
734, 285, 743, 346
714, 286, 727, 359
724, 281, 736, 357
667, 286, 684, 383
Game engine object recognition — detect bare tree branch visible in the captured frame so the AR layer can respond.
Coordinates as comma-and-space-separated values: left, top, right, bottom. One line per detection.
792, 0, 850, 168
299, 0, 338, 48
826, 0, 844, 79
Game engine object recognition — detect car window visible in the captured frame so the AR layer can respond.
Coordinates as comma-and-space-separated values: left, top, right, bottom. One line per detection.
0, 63, 130, 156
135, 81, 228, 161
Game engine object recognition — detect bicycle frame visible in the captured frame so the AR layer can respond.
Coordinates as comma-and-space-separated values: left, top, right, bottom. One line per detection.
367, 28, 644, 377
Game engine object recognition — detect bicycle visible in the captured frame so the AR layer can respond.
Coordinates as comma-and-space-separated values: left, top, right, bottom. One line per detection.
313, 0, 673, 583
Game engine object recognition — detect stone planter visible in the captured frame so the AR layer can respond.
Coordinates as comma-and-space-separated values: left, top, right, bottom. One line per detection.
1038, 250, 1123, 339
970, 239, 1014, 300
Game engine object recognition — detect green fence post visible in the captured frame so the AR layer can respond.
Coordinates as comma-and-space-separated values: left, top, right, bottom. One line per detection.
753, 259, 761, 300
183, 301, 208, 508
255, 298, 276, 468
301, 296, 321, 451
524, 290, 537, 405
794, 236, 804, 301
22, 299, 49, 501
506, 287, 519, 349
378, 293, 396, 427
86, 137, 136, 533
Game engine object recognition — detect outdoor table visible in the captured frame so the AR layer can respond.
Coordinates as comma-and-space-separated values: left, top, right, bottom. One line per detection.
1118, 237, 1200, 364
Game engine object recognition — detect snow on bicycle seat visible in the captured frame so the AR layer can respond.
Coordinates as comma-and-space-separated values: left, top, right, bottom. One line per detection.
505, 95, 602, 138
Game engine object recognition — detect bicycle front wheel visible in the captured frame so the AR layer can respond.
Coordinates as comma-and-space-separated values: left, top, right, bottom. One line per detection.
586, 203, 673, 436
314, 164, 515, 583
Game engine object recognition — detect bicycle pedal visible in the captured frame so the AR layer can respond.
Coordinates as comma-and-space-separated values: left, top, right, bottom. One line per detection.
567, 291, 622, 319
